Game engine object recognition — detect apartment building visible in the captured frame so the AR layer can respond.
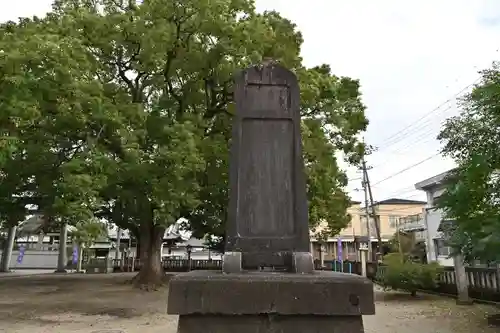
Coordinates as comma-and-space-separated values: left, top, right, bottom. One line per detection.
311, 198, 426, 262
363, 198, 427, 239
397, 170, 454, 266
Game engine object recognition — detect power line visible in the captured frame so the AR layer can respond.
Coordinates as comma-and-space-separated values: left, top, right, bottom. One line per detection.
370, 129, 443, 169
371, 152, 440, 187
374, 104, 454, 155
373, 78, 480, 150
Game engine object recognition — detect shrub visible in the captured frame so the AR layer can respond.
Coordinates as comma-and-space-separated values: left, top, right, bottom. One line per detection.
376, 253, 443, 296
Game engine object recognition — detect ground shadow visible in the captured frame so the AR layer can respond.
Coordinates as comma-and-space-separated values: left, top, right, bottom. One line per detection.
374, 289, 443, 302
0, 273, 169, 324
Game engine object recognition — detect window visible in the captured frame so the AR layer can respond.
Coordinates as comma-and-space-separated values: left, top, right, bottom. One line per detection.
434, 238, 451, 257
388, 215, 399, 228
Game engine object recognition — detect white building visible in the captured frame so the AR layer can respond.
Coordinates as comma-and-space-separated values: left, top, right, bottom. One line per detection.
398, 170, 454, 266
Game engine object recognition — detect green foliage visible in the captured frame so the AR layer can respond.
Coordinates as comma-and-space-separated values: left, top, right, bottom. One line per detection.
0, 0, 368, 285
387, 232, 414, 254
70, 219, 107, 247
437, 62, 500, 262
377, 253, 443, 295
0, 16, 112, 226
386, 233, 427, 263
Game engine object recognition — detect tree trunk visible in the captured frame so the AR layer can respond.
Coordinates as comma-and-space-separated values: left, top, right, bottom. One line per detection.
0, 226, 16, 273
132, 222, 166, 290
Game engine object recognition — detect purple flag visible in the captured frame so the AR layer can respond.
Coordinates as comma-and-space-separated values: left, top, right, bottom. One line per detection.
17, 245, 25, 264
72, 245, 79, 264
337, 238, 343, 262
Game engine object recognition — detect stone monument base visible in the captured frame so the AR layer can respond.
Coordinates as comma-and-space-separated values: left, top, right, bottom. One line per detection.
177, 314, 363, 333
168, 270, 375, 333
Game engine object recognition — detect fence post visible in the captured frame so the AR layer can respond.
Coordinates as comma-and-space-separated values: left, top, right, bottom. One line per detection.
360, 247, 368, 277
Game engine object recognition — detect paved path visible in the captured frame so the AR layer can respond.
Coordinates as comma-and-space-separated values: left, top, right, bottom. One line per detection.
362, 288, 497, 333
0, 274, 497, 333
0, 269, 54, 278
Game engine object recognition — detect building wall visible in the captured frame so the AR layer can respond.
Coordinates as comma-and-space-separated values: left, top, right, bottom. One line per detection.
310, 203, 361, 262
338, 204, 362, 238
422, 186, 454, 266
360, 203, 426, 239
310, 202, 426, 262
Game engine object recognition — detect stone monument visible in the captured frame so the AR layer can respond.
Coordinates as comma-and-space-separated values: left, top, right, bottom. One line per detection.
167, 61, 375, 333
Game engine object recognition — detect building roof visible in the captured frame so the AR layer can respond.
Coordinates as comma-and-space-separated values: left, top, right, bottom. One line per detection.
17, 215, 45, 235
372, 198, 426, 205
414, 169, 456, 191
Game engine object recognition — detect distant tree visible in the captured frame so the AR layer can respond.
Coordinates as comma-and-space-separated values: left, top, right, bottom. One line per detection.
386, 232, 427, 263
70, 219, 107, 272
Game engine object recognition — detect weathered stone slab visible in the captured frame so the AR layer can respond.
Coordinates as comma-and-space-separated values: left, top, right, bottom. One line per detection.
168, 270, 375, 315
225, 62, 310, 271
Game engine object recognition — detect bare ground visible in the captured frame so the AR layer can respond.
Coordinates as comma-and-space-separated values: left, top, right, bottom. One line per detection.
0, 273, 497, 333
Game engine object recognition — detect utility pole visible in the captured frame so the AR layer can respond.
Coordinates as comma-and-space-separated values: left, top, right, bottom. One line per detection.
396, 218, 404, 260
363, 161, 383, 260
361, 165, 372, 261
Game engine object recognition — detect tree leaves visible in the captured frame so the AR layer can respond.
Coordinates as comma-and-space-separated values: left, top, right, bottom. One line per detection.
0, 0, 368, 258
437, 62, 500, 262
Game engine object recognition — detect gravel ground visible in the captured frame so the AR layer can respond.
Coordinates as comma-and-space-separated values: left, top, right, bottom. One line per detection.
0, 273, 496, 333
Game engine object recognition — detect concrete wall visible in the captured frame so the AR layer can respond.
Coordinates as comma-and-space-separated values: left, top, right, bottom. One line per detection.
0, 250, 59, 269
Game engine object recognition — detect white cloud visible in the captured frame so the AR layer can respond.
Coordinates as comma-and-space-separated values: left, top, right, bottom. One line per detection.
2, 0, 499, 215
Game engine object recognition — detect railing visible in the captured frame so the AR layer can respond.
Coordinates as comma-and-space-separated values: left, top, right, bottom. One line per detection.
436, 266, 500, 302
109, 257, 500, 302
399, 213, 424, 225
397, 213, 426, 232
163, 259, 222, 271
110, 258, 222, 272
375, 263, 500, 302
314, 260, 379, 279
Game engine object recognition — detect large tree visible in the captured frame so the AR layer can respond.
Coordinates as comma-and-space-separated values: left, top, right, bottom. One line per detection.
1, 0, 368, 288
437, 62, 500, 263
0, 17, 113, 232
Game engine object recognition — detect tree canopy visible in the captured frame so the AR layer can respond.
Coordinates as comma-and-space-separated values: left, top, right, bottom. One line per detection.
437, 62, 500, 262
0, 0, 368, 287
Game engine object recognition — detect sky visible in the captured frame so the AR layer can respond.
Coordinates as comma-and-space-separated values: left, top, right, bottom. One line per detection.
2, 0, 500, 214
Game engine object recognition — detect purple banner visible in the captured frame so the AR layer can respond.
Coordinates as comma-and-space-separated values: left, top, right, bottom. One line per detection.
337, 238, 343, 262
72, 246, 79, 264
17, 245, 25, 264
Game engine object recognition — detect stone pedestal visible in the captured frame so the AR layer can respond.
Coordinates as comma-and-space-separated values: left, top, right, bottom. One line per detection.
168, 270, 375, 333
